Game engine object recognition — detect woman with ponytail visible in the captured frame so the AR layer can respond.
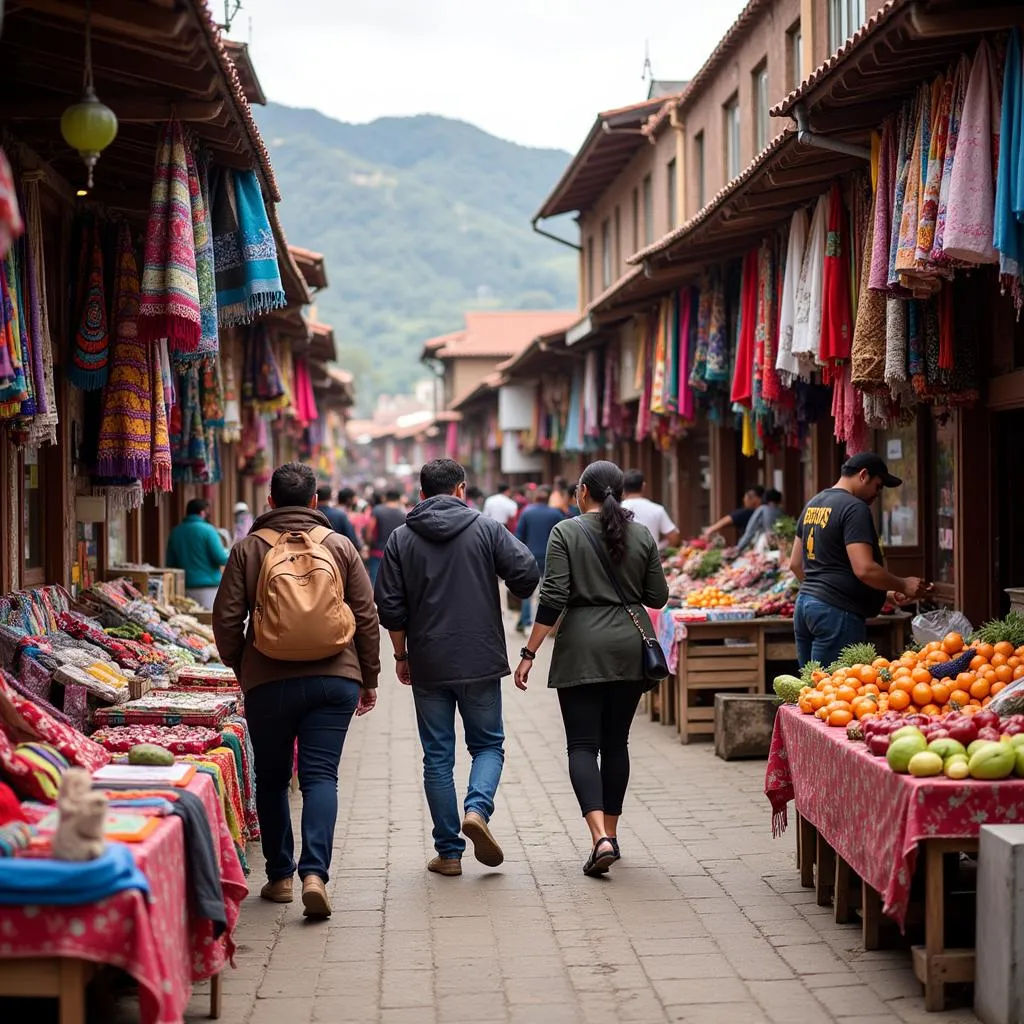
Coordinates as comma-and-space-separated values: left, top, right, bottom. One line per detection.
514, 460, 669, 876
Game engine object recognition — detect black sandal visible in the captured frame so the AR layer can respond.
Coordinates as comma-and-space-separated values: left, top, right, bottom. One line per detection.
583, 837, 616, 876
609, 838, 620, 861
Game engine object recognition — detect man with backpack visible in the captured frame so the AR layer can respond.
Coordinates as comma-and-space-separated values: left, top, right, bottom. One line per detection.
374, 458, 538, 876
213, 463, 381, 919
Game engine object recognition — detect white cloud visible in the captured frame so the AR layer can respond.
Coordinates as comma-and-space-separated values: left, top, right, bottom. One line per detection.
231, 0, 750, 151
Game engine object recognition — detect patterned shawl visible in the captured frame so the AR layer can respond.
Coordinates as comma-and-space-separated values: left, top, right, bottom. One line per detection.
144, 339, 171, 493
23, 174, 57, 446
96, 224, 152, 479
241, 324, 288, 413
66, 225, 109, 390
137, 120, 201, 351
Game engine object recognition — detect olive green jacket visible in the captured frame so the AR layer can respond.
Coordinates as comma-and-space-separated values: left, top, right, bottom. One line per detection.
538, 513, 669, 688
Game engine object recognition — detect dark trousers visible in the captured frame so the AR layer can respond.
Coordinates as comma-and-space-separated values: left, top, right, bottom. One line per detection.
556, 681, 645, 817
245, 676, 361, 883
793, 593, 868, 669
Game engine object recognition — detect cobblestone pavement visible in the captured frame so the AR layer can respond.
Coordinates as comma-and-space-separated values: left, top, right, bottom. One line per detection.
187, 622, 979, 1024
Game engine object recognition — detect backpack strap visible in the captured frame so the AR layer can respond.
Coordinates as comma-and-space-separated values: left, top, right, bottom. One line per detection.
253, 529, 282, 547
309, 526, 334, 545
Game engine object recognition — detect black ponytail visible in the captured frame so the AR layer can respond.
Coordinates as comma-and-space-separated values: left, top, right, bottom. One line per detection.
580, 460, 634, 563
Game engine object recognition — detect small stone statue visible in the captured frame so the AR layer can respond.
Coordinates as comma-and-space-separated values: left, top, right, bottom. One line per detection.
52, 767, 107, 861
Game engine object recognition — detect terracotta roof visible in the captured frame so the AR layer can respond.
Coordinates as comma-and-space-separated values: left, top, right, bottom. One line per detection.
645, 0, 772, 136
420, 330, 466, 360
288, 246, 328, 291
223, 39, 267, 106
424, 312, 577, 361
308, 320, 337, 362
450, 372, 506, 412
534, 97, 674, 219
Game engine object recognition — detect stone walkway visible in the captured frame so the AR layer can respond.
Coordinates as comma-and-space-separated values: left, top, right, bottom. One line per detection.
187, 624, 979, 1024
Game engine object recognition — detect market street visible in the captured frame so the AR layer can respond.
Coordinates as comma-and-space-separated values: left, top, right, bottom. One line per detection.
184, 621, 979, 1024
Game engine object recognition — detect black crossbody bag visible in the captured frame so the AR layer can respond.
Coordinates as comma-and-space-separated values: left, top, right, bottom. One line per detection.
577, 520, 669, 689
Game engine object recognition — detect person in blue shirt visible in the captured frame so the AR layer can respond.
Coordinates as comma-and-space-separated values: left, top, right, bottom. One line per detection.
165, 499, 229, 610
316, 485, 360, 546
514, 488, 566, 633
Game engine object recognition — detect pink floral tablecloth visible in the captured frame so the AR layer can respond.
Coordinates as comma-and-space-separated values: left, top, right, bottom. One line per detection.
765, 704, 1024, 928
0, 772, 248, 1024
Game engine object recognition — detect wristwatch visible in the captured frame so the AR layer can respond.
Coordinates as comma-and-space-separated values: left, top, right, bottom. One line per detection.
394, 652, 409, 662
520, 647, 536, 661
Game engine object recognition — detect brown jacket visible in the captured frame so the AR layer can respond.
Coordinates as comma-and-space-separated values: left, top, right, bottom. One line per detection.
212, 506, 381, 693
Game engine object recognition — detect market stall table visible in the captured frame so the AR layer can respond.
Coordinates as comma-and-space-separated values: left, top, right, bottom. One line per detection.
0, 771, 248, 1024
766, 704, 1024, 1011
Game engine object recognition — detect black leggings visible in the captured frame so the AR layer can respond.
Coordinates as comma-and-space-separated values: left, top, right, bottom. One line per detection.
557, 681, 645, 817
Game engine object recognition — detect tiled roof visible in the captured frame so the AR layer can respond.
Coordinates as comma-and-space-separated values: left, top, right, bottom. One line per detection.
289, 246, 329, 291
223, 39, 267, 106
425, 312, 577, 361
420, 330, 466, 360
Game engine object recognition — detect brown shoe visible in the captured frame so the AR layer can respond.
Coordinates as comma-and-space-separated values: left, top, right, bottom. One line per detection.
427, 855, 462, 876
301, 875, 332, 918
462, 811, 504, 867
259, 878, 294, 903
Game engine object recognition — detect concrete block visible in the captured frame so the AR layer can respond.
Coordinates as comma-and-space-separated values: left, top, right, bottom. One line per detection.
975, 824, 1024, 1024
714, 693, 779, 760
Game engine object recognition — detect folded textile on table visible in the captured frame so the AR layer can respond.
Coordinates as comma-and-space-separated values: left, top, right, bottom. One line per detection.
0, 840, 149, 903
0, 821, 33, 856
53, 663, 130, 705
169, 786, 227, 935
91, 723, 222, 755
93, 690, 238, 729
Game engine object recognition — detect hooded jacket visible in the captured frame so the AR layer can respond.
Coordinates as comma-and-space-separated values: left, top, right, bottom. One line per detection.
374, 495, 539, 688
212, 506, 381, 693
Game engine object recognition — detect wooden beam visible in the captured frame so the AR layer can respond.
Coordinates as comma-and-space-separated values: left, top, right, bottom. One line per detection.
13, 0, 191, 45
907, 4, 1023, 38
0, 98, 224, 123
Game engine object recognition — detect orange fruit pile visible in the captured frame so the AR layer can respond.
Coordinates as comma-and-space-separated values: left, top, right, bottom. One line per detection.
686, 586, 734, 609
796, 633, 1024, 726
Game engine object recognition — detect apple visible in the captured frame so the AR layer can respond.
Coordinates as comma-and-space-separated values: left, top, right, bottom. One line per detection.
973, 710, 1000, 731
978, 726, 1002, 743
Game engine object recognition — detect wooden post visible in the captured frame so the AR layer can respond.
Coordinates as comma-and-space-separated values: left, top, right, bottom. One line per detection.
799, 814, 816, 888
862, 881, 882, 950
815, 832, 836, 907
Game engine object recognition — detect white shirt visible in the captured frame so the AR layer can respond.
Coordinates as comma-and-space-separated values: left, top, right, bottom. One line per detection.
482, 493, 518, 526
623, 497, 677, 545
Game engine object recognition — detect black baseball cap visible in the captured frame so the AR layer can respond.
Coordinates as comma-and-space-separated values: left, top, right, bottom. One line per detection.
841, 452, 902, 487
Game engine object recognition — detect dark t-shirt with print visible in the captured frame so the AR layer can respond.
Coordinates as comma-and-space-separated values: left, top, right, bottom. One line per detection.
796, 488, 886, 619
369, 505, 406, 556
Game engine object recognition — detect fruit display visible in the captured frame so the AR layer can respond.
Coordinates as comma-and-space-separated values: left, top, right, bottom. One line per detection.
686, 586, 734, 608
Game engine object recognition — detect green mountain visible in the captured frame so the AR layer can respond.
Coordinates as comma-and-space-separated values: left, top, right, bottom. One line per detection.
254, 103, 578, 407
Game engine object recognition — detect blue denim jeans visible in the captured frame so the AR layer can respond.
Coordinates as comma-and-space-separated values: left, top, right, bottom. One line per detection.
245, 676, 361, 883
412, 681, 505, 859
794, 593, 868, 669
367, 555, 382, 586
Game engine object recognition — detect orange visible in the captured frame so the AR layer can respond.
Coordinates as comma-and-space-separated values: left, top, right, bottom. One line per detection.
828, 708, 853, 727
858, 665, 878, 685
862, 683, 880, 696
912, 682, 934, 707
930, 682, 951, 705
1017, 646, 1024, 658
970, 678, 991, 700
892, 678, 915, 694
912, 666, 933, 685
992, 652, 1009, 668
808, 693, 827, 711
983, 696, 993, 707
949, 689, 971, 707
976, 643, 996, 661
924, 641, 941, 655
854, 702, 877, 721
1015, 665, 1024, 681
872, 657, 889, 669
836, 685, 858, 704
995, 641, 1015, 658
927, 651, 950, 664
942, 632, 965, 655
991, 681, 1008, 697
995, 665, 1013, 684
888, 689, 911, 711
920, 703, 942, 716
899, 655, 917, 669
1009, 656, 1021, 670
969, 655, 988, 672
956, 671, 976, 688
799, 696, 814, 714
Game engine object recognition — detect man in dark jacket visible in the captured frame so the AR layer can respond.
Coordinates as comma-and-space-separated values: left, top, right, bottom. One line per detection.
316, 484, 359, 546
375, 458, 538, 876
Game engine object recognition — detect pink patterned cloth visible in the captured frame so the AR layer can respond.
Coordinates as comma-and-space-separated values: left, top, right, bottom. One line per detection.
0, 773, 247, 1024
766, 705, 1024, 928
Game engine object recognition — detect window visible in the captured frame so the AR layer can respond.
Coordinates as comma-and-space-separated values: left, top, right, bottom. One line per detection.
601, 218, 612, 289
753, 62, 769, 153
724, 95, 741, 180
586, 236, 595, 300
879, 423, 919, 548
788, 21, 804, 89
631, 187, 639, 253
642, 175, 653, 245
829, 0, 867, 52
667, 158, 677, 228
614, 205, 621, 273
694, 131, 706, 209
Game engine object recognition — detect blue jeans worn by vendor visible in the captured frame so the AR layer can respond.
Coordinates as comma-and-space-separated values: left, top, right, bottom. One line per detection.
212, 463, 381, 919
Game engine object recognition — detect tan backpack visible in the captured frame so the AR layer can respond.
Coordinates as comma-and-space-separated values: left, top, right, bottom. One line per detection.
252, 526, 356, 661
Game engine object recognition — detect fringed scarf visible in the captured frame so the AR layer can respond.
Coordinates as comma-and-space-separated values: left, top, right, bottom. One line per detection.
212, 169, 285, 326
67, 226, 109, 390
96, 224, 153, 479
22, 174, 57, 446
220, 337, 241, 443
145, 341, 172, 493
138, 120, 201, 351
819, 182, 854, 383
170, 365, 208, 482
242, 324, 288, 413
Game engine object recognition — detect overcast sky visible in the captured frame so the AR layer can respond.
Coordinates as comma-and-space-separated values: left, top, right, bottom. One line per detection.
230, 0, 750, 153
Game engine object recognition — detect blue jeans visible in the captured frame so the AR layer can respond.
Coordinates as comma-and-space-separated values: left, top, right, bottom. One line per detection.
794, 593, 867, 669
412, 681, 505, 859
367, 555, 382, 586
245, 676, 361, 882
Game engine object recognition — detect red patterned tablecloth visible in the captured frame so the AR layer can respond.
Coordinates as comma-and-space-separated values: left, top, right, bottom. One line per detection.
765, 704, 1024, 928
0, 772, 248, 1024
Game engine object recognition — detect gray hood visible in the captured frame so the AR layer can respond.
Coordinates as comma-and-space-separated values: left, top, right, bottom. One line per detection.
405, 495, 480, 544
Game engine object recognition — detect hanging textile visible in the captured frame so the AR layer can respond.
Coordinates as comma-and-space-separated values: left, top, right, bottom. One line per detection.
929, 55, 970, 265
211, 169, 285, 326
220, 341, 241, 443
177, 145, 218, 366
831, 364, 867, 454
757, 241, 782, 406
851, 191, 887, 390
22, 174, 57, 446
241, 325, 288, 413
943, 40, 999, 264
145, 344, 171, 493
582, 350, 600, 437
95, 224, 152, 479
777, 208, 809, 384
170, 365, 209, 482
704, 271, 730, 383
67, 225, 109, 390
791, 194, 828, 374
887, 97, 917, 290
2, 245, 30, 421
0, 151, 23, 261
730, 248, 758, 407
688, 275, 711, 391
883, 299, 911, 402
137, 120, 201, 351
994, 28, 1024, 304
894, 84, 933, 287
912, 73, 954, 269
819, 182, 854, 382
870, 118, 898, 292
564, 366, 584, 451
649, 303, 667, 415
291, 357, 318, 429
676, 288, 694, 419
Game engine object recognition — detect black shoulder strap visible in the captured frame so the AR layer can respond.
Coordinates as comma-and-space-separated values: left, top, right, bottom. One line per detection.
577, 518, 629, 608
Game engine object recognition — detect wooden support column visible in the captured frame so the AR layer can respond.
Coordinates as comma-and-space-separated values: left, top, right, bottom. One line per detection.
709, 424, 738, 523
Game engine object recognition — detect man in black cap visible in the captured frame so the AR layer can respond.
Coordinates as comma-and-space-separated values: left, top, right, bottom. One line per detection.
789, 452, 928, 668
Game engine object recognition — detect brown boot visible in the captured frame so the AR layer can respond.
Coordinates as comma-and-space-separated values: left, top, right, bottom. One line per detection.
301, 875, 332, 918
462, 811, 504, 867
427, 855, 462, 876
259, 877, 294, 903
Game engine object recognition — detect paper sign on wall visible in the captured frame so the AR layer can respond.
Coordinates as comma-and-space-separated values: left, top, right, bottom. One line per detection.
886, 439, 903, 461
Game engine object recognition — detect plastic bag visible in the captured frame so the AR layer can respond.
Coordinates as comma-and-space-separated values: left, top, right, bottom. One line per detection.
989, 678, 1024, 718
912, 609, 973, 645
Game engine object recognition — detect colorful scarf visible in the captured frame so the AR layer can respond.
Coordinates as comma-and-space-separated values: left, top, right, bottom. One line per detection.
757, 241, 782, 406
851, 191, 887, 390
929, 55, 969, 265
995, 27, 1024, 302
145, 342, 172, 492
291, 357, 318, 428
96, 224, 152, 479
170, 365, 208, 482
22, 174, 57, 446
241, 324, 288, 413
138, 120, 201, 350
730, 248, 758, 407
0, 150, 23, 261
819, 182, 854, 382
67, 226, 109, 390
212, 169, 285, 326
870, 118, 897, 292
777, 207, 808, 384
792, 193, 827, 373
676, 288, 694, 419
1, 247, 29, 418
689, 275, 711, 391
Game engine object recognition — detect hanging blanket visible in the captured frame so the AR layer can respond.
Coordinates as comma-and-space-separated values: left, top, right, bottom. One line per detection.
292, 357, 318, 428
241, 324, 288, 412
212, 169, 285, 325
791, 193, 827, 374
137, 120, 201, 351
96, 224, 152, 479
870, 118, 898, 292
67, 226, 109, 390
190, 147, 218, 360
145, 339, 172, 492
995, 27, 1024, 303
929, 55, 969, 266
819, 182, 854, 382
22, 174, 57, 446
851, 191, 887, 390
730, 248, 758, 407
777, 207, 808, 384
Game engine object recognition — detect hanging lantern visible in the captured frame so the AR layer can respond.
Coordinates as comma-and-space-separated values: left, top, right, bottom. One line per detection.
60, 0, 117, 189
